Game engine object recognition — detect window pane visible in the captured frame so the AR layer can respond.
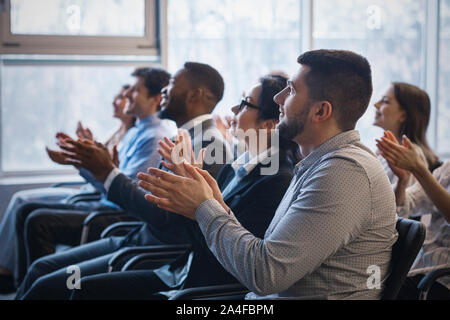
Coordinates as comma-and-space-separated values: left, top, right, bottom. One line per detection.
1, 60, 135, 172
313, 0, 426, 150
438, 0, 450, 155
168, 0, 301, 115
10, 0, 145, 36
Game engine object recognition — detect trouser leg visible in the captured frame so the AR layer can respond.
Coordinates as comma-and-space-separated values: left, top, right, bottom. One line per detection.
25, 209, 90, 264
70, 270, 170, 300
14, 202, 91, 287
17, 236, 124, 299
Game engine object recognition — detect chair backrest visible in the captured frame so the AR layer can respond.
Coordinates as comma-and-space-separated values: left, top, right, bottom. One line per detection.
382, 217, 426, 300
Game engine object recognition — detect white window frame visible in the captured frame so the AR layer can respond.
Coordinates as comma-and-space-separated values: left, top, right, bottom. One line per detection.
0, 0, 160, 56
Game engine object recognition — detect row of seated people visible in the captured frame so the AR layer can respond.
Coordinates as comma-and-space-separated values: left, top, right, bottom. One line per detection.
0, 49, 448, 300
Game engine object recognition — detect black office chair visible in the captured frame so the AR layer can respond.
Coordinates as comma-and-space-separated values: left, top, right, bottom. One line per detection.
51, 181, 102, 204
170, 284, 248, 300
168, 217, 426, 300
382, 217, 426, 299
51, 181, 86, 188
107, 244, 192, 272
80, 210, 138, 245
417, 267, 450, 300
96, 220, 191, 272
100, 221, 145, 239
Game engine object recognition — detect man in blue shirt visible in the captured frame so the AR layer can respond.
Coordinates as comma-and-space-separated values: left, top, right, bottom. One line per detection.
0, 67, 176, 292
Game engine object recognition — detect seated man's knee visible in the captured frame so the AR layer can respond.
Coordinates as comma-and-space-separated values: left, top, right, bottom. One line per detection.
15, 203, 42, 230
25, 210, 49, 237
70, 276, 95, 300
9, 190, 29, 207
27, 255, 58, 280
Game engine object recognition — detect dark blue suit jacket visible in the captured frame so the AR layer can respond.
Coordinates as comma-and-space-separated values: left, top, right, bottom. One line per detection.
107, 118, 233, 245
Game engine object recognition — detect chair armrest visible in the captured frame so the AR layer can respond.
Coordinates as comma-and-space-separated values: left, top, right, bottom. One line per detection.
83, 210, 126, 226
51, 181, 86, 188
418, 267, 450, 300
121, 251, 189, 271
66, 192, 101, 204
80, 210, 125, 245
100, 222, 145, 239
80, 210, 127, 245
169, 283, 249, 300
107, 244, 191, 272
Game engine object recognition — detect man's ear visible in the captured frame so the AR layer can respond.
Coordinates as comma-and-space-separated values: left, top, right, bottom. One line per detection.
186, 88, 203, 104
154, 93, 163, 105
149, 94, 163, 111
312, 101, 333, 123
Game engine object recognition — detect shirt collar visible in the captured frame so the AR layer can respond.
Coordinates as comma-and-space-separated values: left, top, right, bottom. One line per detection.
299, 130, 361, 171
135, 113, 159, 130
231, 148, 272, 179
180, 114, 213, 131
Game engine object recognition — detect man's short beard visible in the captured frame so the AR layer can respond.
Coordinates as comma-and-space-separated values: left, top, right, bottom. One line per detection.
277, 103, 312, 141
159, 101, 186, 122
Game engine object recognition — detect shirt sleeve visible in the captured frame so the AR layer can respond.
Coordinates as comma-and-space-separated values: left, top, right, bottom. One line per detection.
104, 167, 121, 192
397, 163, 448, 218
78, 167, 106, 194
119, 136, 160, 181
195, 158, 372, 296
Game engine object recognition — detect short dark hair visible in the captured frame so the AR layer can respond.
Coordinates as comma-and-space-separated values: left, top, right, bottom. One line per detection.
257, 74, 287, 121
131, 67, 171, 97
183, 62, 225, 104
297, 49, 373, 130
258, 74, 302, 164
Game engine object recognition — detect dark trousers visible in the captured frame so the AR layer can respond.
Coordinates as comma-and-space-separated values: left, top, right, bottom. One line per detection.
15, 202, 92, 287
16, 236, 125, 300
25, 207, 127, 263
70, 270, 171, 300
397, 274, 450, 300
14, 201, 122, 287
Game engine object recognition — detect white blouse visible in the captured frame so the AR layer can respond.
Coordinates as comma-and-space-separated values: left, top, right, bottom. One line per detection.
397, 161, 450, 289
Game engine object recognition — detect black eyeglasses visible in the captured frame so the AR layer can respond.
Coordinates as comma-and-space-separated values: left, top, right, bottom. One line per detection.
238, 99, 260, 112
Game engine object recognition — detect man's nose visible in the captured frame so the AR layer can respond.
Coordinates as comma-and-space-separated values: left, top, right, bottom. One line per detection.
274, 92, 283, 106
124, 88, 133, 99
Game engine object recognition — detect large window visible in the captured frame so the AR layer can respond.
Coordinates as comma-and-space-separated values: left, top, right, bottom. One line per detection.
0, 57, 138, 173
1, 0, 158, 55
0, 0, 161, 176
313, 0, 426, 151
167, 0, 449, 155
10, 0, 145, 36
1, 0, 449, 176
438, 0, 450, 156
167, 0, 302, 115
